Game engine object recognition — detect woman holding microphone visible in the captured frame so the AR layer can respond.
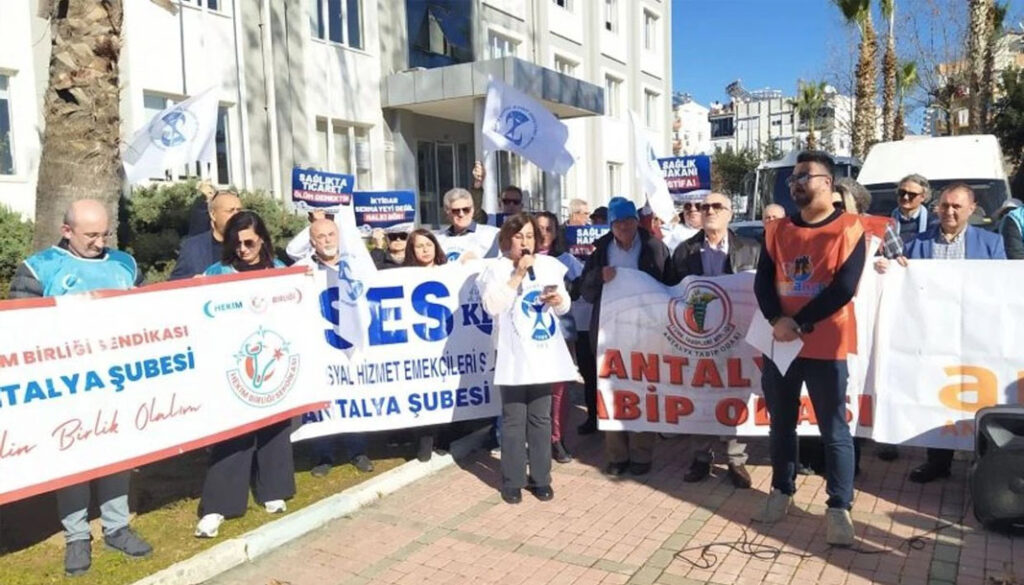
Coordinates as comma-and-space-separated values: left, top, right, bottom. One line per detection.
475, 213, 579, 504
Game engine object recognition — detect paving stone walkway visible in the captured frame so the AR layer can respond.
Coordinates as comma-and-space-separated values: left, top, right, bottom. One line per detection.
207, 424, 1020, 585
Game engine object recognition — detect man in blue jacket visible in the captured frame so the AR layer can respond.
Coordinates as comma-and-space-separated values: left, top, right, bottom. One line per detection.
898, 183, 1006, 482
9, 199, 153, 576
169, 190, 242, 279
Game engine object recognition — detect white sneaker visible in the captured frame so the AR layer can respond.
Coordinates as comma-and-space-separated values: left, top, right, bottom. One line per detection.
752, 489, 792, 523
194, 513, 224, 538
264, 499, 287, 514
826, 508, 856, 547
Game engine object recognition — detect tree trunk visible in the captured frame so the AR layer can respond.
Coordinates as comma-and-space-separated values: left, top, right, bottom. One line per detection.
894, 107, 906, 140
33, 0, 123, 251
807, 128, 817, 150
882, 33, 897, 141
981, 6, 1001, 131
853, 18, 879, 159
967, 0, 991, 133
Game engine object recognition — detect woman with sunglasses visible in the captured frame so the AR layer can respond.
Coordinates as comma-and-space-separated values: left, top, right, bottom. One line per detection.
371, 227, 410, 269
476, 213, 578, 504
534, 211, 583, 465
204, 211, 285, 275
402, 228, 449, 461
196, 210, 293, 539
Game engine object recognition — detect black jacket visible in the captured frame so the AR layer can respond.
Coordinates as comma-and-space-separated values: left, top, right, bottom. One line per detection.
667, 229, 761, 285
169, 232, 223, 280
579, 229, 671, 348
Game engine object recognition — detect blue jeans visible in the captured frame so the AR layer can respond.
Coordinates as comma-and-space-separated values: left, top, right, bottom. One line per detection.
761, 357, 855, 510
312, 433, 368, 463
57, 472, 131, 542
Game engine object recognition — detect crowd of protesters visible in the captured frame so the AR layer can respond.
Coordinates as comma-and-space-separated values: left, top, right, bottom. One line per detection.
10, 150, 1022, 575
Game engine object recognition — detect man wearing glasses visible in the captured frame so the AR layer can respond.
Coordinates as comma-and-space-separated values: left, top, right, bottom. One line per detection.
891, 174, 936, 244
370, 225, 409, 269
666, 193, 760, 489
9, 200, 153, 576
434, 187, 499, 262
500, 186, 525, 216
752, 151, 866, 547
567, 199, 591, 226
170, 189, 242, 279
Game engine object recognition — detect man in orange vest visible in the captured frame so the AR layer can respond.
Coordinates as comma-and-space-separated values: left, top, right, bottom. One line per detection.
752, 151, 866, 547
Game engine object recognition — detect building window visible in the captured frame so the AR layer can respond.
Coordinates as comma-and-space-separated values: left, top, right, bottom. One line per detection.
644, 90, 659, 128
0, 74, 14, 175
311, 0, 363, 50
181, 0, 220, 10
604, 0, 617, 32
315, 117, 372, 187
606, 162, 622, 198
496, 151, 521, 194
554, 55, 577, 76
604, 75, 621, 117
553, 0, 572, 10
643, 10, 657, 51
488, 30, 519, 59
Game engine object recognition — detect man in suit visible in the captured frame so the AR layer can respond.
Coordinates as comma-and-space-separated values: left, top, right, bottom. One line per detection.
169, 190, 242, 279
895, 183, 1006, 482
668, 192, 760, 488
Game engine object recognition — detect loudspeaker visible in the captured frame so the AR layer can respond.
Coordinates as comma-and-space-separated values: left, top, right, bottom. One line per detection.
970, 406, 1024, 531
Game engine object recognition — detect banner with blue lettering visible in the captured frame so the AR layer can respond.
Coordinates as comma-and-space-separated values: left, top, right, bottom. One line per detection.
564, 225, 609, 263
353, 190, 416, 229
292, 167, 355, 213
292, 263, 499, 439
659, 156, 711, 196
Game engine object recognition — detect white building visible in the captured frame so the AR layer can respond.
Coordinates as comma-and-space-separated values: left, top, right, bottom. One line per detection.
0, 0, 673, 224
670, 93, 710, 156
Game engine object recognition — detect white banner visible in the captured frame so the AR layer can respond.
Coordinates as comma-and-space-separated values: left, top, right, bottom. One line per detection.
123, 86, 220, 184
0, 268, 327, 505
291, 263, 500, 440
596, 269, 872, 436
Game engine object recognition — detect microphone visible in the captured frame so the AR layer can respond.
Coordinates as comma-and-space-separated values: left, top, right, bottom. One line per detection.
522, 249, 535, 280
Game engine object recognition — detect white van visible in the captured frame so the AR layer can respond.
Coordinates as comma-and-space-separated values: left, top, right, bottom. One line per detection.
857, 135, 1010, 223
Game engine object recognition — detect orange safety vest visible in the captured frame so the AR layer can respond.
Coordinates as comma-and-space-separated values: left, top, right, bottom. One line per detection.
764, 213, 865, 360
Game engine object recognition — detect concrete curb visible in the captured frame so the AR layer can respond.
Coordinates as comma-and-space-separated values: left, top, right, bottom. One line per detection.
130, 426, 491, 585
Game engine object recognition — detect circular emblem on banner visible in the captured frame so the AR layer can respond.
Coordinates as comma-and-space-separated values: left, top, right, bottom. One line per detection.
516, 290, 556, 342
336, 256, 366, 306
665, 280, 737, 352
148, 106, 199, 150
226, 327, 301, 407
496, 106, 538, 148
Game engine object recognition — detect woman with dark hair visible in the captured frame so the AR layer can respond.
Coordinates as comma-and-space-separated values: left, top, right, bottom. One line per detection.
403, 228, 448, 267
204, 210, 284, 275
475, 212, 578, 504
402, 228, 448, 460
534, 212, 584, 464
195, 210, 294, 538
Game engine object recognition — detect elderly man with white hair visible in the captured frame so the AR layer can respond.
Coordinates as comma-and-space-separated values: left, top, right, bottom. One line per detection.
434, 187, 500, 261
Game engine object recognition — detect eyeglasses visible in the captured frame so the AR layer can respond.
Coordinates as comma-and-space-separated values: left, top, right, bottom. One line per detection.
786, 173, 831, 185
387, 232, 408, 241
700, 202, 730, 213
502, 198, 522, 206
236, 238, 262, 250
78, 230, 113, 242
682, 203, 700, 211
897, 188, 924, 200
449, 206, 473, 216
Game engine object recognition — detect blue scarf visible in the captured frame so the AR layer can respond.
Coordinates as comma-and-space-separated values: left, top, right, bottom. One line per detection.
891, 205, 929, 234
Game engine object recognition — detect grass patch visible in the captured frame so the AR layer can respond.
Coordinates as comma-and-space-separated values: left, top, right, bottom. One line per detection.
0, 443, 410, 585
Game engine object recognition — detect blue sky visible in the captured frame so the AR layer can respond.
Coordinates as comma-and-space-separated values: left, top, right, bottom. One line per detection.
672, 0, 1023, 108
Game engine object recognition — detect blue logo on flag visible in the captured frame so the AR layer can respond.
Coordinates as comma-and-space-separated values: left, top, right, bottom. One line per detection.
149, 107, 198, 150
498, 106, 537, 148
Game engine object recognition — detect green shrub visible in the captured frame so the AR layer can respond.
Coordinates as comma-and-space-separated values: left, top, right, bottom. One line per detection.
120, 181, 307, 283
0, 206, 33, 300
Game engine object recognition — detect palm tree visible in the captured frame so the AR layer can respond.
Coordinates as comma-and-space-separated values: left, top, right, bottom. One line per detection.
894, 61, 918, 140
833, 0, 878, 159
880, 0, 898, 141
981, 2, 1008, 130
33, 0, 124, 250
791, 81, 829, 150
967, 0, 993, 133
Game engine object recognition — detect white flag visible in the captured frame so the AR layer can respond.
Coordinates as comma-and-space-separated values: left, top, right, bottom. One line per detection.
482, 79, 575, 176
123, 86, 220, 184
628, 110, 676, 224
332, 203, 378, 355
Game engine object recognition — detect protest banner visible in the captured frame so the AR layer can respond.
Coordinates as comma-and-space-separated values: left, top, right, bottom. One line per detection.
292, 262, 500, 440
564, 225, 609, 263
353, 190, 416, 229
596, 270, 872, 437
291, 167, 354, 213
659, 155, 711, 198
0, 268, 328, 505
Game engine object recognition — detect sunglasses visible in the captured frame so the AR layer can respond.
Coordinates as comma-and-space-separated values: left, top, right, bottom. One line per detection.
502, 198, 522, 205
449, 206, 473, 216
897, 188, 924, 200
236, 238, 261, 250
387, 232, 408, 241
700, 202, 729, 213
682, 203, 700, 211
